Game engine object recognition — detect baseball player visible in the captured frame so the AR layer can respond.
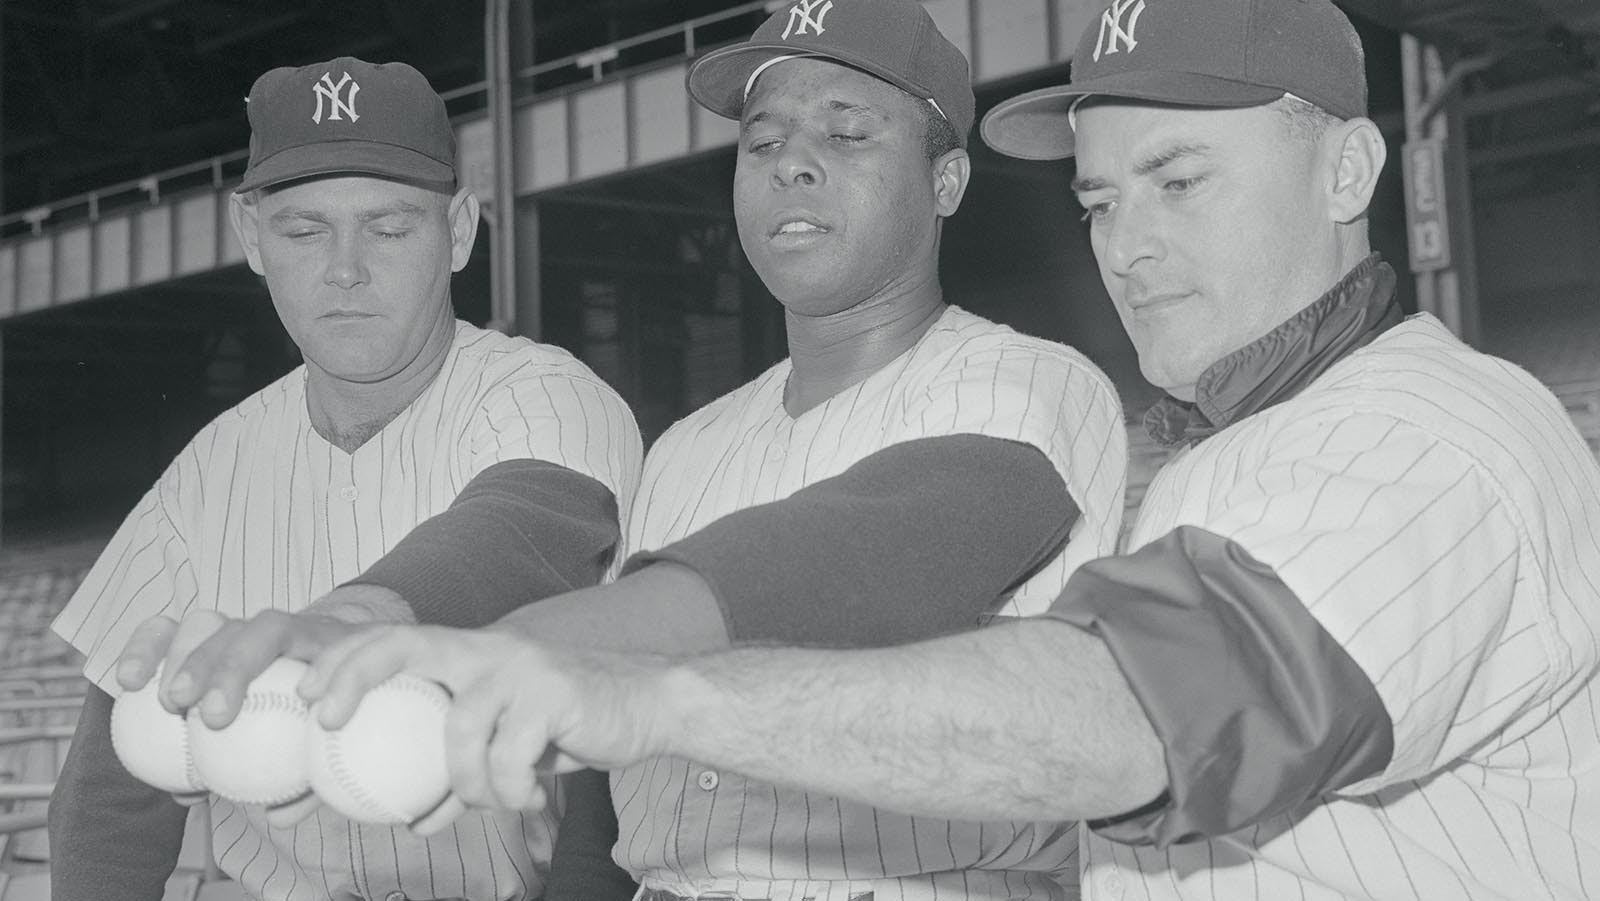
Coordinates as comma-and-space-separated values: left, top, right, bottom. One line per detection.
48, 58, 643, 901
294, 2, 1128, 898
307, 1, 1600, 898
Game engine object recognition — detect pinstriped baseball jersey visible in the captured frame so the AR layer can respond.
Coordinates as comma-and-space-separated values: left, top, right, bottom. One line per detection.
1085, 314, 1600, 900
52, 321, 644, 901
618, 305, 1127, 900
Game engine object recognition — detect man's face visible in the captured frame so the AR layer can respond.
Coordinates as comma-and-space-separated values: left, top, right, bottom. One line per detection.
734, 58, 951, 316
1072, 102, 1338, 400
235, 176, 472, 385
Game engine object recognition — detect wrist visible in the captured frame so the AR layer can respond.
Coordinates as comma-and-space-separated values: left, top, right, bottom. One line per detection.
650, 658, 712, 761
311, 584, 416, 625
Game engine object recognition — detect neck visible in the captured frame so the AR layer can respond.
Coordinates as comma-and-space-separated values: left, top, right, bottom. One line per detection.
1167, 234, 1374, 403
782, 272, 947, 416
305, 317, 455, 453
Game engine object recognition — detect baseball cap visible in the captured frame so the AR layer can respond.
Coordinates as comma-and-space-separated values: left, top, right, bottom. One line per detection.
981, 0, 1368, 160
687, 0, 975, 145
236, 57, 455, 193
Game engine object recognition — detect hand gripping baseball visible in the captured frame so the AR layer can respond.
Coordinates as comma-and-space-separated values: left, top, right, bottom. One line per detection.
301, 623, 671, 835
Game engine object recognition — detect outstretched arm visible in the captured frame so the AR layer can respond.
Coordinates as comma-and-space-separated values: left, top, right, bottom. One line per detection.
494, 435, 1076, 653
303, 616, 1165, 827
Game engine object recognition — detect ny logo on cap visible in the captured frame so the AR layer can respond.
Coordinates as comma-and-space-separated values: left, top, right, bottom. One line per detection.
1093, 0, 1146, 62
781, 0, 833, 40
312, 72, 361, 124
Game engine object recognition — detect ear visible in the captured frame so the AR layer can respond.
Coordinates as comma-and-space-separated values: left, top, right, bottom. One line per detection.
447, 188, 482, 273
1324, 118, 1387, 225
228, 192, 266, 276
931, 148, 972, 219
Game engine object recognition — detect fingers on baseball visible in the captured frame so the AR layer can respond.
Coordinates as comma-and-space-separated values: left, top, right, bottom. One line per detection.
160, 610, 230, 713
410, 792, 468, 837
180, 612, 297, 727
444, 684, 504, 810
303, 627, 411, 728
486, 704, 549, 811
116, 615, 179, 693
263, 789, 322, 829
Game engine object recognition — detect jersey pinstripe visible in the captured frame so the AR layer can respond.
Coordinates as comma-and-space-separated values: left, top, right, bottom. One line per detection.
52, 321, 644, 901
1084, 314, 1600, 900
618, 305, 1128, 900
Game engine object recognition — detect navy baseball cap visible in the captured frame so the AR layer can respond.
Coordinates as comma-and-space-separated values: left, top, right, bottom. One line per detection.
237, 57, 456, 193
982, 0, 1368, 160
687, 0, 975, 145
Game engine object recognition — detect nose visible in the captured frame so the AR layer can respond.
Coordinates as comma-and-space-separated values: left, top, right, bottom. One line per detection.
772, 136, 823, 189
1100, 196, 1165, 277
323, 230, 370, 290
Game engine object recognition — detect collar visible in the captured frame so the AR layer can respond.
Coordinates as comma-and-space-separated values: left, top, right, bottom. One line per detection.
1143, 254, 1402, 447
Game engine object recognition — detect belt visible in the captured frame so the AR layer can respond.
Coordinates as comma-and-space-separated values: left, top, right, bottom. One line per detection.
636, 890, 873, 901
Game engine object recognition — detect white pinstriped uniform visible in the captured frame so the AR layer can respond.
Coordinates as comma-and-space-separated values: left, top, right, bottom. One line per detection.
53, 322, 643, 901
1085, 314, 1600, 900
619, 305, 1128, 900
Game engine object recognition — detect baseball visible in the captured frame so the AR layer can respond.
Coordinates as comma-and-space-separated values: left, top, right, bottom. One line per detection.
110, 663, 206, 796
186, 657, 314, 806
308, 673, 452, 825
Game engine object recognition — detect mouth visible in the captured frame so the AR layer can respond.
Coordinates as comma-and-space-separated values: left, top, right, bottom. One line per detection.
768, 213, 831, 241
1126, 292, 1192, 313
320, 310, 379, 321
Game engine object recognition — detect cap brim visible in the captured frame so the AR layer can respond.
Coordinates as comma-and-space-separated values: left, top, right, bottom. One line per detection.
236, 140, 455, 193
980, 71, 1286, 161
687, 42, 932, 122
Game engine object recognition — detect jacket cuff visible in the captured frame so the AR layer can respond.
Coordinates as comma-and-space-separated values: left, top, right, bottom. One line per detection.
1047, 526, 1394, 846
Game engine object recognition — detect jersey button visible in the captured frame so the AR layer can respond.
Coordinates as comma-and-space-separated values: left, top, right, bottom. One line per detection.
338, 485, 358, 501
1099, 869, 1125, 898
697, 770, 719, 791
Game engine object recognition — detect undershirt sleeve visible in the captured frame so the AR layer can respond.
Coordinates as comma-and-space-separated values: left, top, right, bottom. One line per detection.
542, 768, 638, 901
347, 457, 621, 627
48, 686, 190, 901
626, 434, 1078, 648
1046, 526, 1395, 847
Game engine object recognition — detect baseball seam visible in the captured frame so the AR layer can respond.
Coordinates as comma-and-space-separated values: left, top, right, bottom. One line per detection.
325, 679, 451, 824
196, 689, 310, 805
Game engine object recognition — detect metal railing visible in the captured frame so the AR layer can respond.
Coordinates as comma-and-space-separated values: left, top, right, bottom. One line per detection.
0, 0, 777, 241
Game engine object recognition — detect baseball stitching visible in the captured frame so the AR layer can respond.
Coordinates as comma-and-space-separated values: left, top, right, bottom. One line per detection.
323, 677, 451, 824
192, 687, 310, 805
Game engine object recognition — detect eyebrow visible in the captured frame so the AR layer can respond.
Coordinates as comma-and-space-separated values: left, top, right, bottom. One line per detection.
1070, 141, 1215, 193
741, 99, 882, 133
268, 202, 429, 226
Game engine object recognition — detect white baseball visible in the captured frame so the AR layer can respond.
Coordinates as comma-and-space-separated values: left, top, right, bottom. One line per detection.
308, 674, 452, 825
110, 663, 206, 796
186, 657, 314, 806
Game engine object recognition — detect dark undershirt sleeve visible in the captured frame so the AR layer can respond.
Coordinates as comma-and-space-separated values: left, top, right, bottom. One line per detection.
346, 458, 633, 893
346, 458, 621, 627
1045, 525, 1396, 847
626, 434, 1079, 648
542, 768, 638, 901
49, 685, 189, 901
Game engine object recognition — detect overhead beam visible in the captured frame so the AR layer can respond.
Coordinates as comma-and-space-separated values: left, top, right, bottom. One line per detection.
1470, 125, 1600, 167
194, 12, 312, 56
1461, 75, 1600, 118
542, 194, 731, 220
95, 0, 184, 31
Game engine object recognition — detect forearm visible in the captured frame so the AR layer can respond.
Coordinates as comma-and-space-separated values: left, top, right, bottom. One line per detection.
631, 435, 1075, 647
49, 687, 189, 900
651, 618, 1165, 822
348, 459, 621, 627
504, 437, 1074, 654
495, 562, 728, 653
